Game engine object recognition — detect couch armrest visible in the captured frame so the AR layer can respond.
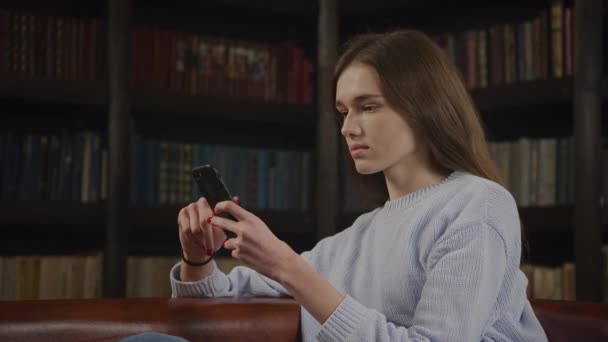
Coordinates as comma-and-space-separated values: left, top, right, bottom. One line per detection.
531, 299, 608, 342
3, 297, 607, 342
0, 298, 301, 342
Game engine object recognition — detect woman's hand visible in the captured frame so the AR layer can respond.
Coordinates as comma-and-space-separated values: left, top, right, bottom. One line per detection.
177, 196, 239, 262
210, 200, 298, 282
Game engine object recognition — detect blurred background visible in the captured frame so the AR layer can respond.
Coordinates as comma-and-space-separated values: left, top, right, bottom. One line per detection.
0, 0, 606, 303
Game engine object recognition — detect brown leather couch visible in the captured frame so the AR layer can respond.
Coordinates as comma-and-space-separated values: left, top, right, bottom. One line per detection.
0, 298, 606, 341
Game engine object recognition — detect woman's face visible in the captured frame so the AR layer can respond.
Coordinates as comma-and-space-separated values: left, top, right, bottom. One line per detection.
336, 63, 420, 175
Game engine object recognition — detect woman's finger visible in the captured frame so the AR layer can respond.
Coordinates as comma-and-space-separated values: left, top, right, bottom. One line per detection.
178, 208, 190, 232
178, 211, 200, 248
204, 216, 215, 255
231, 249, 240, 260
186, 204, 202, 237
223, 238, 235, 250
196, 198, 214, 253
224, 238, 240, 259
210, 215, 240, 235
214, 200, 250, 221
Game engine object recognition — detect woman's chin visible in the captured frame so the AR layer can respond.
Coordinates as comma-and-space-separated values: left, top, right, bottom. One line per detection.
353, 161, 380, 175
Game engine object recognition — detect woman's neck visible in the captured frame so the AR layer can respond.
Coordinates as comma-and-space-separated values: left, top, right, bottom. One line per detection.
383, 160, 449, 201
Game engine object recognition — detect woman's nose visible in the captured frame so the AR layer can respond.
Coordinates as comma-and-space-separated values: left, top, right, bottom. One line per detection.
341, 114, 361, 137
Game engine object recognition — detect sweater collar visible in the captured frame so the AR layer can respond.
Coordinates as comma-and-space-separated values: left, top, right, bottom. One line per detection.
382, 170, 464, 212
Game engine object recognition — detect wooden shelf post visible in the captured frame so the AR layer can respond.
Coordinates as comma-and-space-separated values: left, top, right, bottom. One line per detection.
573, 0, 603, 301
316, 0, 339, 240
104, 0, 131, 297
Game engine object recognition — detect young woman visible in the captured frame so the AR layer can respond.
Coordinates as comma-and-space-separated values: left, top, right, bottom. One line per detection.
124, 30, 548, 342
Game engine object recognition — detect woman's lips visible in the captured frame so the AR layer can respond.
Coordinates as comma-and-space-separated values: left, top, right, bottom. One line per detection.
350, 144, 369, 157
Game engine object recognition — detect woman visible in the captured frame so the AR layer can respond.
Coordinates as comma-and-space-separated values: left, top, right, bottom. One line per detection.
125, 30, 548, 342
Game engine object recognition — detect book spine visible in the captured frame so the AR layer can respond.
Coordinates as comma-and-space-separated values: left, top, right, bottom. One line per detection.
550, 1, 564, 78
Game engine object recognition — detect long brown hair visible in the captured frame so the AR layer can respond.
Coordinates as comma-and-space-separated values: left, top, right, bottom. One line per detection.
335, 30, 503, 208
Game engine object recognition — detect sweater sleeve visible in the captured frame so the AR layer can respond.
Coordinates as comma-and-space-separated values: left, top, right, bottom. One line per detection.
170, 210, 376, 299
169, 212, 365, 299
170, 250, 313, 298
316, 222, 508, 342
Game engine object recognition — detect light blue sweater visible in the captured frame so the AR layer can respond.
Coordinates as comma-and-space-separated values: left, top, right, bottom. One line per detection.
170, 171, 548, 342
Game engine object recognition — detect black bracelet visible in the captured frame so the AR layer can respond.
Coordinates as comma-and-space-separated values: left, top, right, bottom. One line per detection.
181, 249, 214, 267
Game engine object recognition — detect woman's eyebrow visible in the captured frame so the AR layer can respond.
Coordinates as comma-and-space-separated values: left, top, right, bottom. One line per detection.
336, 94, 384, 107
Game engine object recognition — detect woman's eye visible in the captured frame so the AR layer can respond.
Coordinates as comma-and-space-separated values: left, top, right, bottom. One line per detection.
362, 105, 377, 113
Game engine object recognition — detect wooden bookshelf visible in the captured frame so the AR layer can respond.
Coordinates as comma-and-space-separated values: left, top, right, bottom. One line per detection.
0, 73, 316, 127
1, 0, 605, 300
129, 204, 315, 233
471, 77, 608, 112
518, 207, 575, 232
0, 201, 316, 256
130, 206, 316, 255
471, 78, 573, 112
132, 88, 316, 126
0, 74, 107, 109
0, 201, 314, 233
0, 201, 105, 226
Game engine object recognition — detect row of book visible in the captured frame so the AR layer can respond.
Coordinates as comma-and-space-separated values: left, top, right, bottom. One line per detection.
3, 249, 607, 301
521, 262, 576, 301
0, 131, 312, 211
130, 134, 312, 210
0, 254, 245, 300
488, 138, 572, 207
1, 1, 574, 100
433, 0, 573, 88
0, 254, 102, 300
0, 132, 108, 202
130, 25, 312, 104
0, 12, 103, 82
490, 138, 608, 207
0, 10, 313, 104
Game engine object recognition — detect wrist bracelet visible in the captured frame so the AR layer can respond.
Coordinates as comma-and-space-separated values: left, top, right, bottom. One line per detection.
181, 249, 213, 267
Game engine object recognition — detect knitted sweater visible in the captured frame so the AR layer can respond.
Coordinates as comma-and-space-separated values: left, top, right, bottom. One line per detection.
170, 171, 548, 342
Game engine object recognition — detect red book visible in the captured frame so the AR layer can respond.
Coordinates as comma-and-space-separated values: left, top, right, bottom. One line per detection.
465, 31, 477, 88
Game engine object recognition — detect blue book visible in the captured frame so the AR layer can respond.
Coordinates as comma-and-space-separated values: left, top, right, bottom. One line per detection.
153, 140, 161, 205
8, 134, 18, 199
47, 135, 61, 200
19, 134, 34, 200
256, 150, 269, 209
70, 134, 81, 201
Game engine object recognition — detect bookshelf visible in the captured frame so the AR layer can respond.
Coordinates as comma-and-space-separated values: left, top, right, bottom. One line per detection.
0, 202, 314, 234
471, 78, 574, 111
0, 73, 316, 126
0, 0, 319, 298
0, 201, 315, 259
0, 0, 605, 302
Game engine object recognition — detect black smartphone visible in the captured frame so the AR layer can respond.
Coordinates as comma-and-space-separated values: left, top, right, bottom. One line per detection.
192, 165, 237, 239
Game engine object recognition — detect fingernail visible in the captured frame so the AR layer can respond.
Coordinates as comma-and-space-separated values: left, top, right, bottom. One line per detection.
222, 240, 227, 248
206, 249, 213, 256
207, 216, 212, 224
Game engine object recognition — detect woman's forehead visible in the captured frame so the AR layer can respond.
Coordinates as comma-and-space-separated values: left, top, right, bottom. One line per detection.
336, 64, 382, 104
